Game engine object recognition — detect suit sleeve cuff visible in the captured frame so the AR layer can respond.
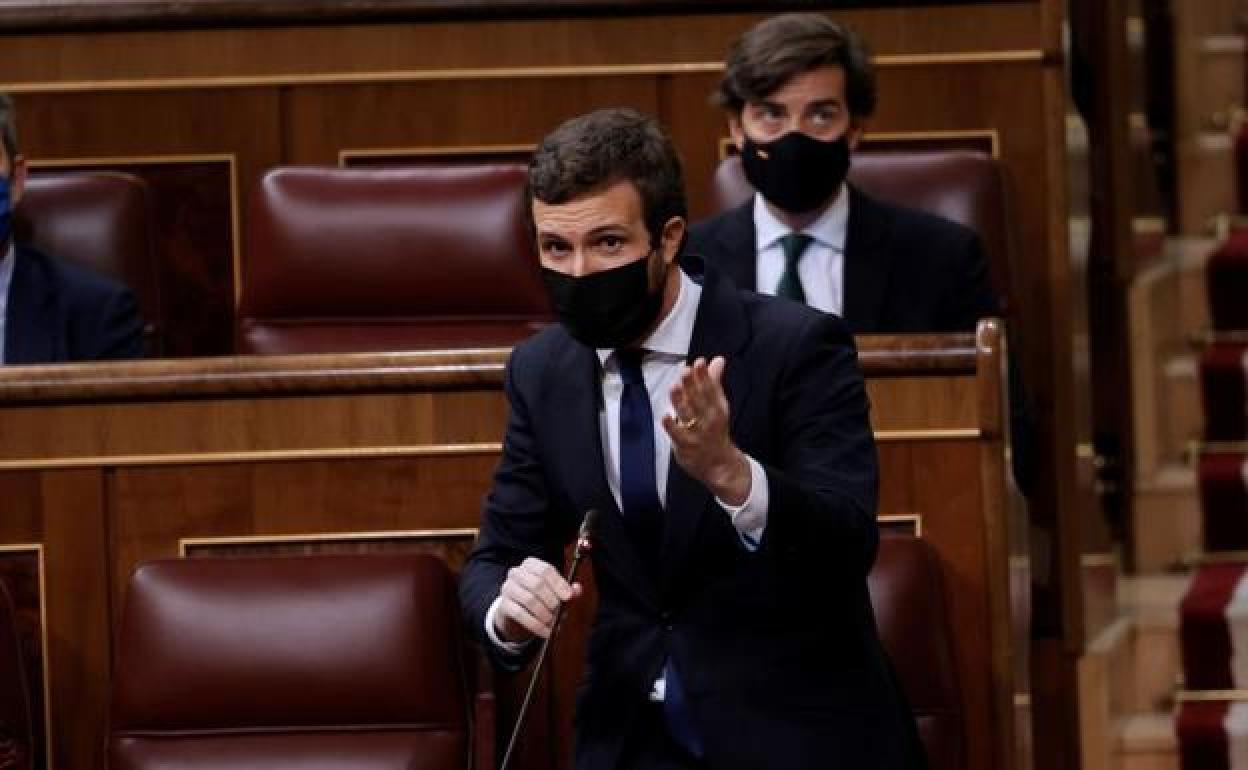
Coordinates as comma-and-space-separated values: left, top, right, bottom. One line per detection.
716, 455, 769, 550
485, 595, 532, 656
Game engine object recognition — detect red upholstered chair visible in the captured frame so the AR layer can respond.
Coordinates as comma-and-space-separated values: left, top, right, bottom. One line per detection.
109, 554, 494, 770
238, 165, 551, 354
0, 578, 33, 770
708, 150, 1016, 313
15, 171, 162, 355
868, 535, 965, 770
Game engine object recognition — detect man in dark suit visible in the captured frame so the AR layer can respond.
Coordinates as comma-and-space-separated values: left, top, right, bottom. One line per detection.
460, 108, 922, 770
0, 93, 143, 365
688, 14, 999, 333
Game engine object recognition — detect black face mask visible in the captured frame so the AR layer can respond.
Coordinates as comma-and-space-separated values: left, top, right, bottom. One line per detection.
740, 131, 851, 214
541, 251, 666, 349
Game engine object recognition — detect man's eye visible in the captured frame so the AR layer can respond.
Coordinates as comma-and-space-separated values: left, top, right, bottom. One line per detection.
601, 236, 624, 250
542, 241, 570, 257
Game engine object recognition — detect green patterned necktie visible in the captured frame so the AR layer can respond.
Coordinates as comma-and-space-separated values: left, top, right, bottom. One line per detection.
775, 232, 813, 303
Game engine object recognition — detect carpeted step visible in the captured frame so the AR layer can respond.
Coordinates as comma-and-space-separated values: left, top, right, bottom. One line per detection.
1202, 453, 1248, 552
1203, 344, 1248, 442
1180, 563, 1245, 691
1179, 701, 1231, 770
1208, 233, 1248, 331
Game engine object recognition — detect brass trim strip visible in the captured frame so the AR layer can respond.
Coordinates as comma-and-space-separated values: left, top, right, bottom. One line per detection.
878, 513, 923, 538
339, 143, 536, 166
874, 429, 980, 442
1, 50, 1046, 94
28, 153, 243, 308
0, 429, 980, 470
0, 544, 52, 767
1191, 330, 1248, 346
0, 442, 504, 471
1194, 441, 1248, 455
718, 129, 1001, 162
179, 527, 479, 556
1185, 549, 1248, 565
1080, 552, 1118, 568
1014, 693, 1032, 708
1177, 689, 1248, 703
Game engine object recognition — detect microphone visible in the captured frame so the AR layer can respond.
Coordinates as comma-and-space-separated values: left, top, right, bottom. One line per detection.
499, 509, 598, 770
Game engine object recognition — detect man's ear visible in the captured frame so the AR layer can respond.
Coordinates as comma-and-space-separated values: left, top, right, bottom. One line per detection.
847, 121, 865, 152
728, 115, 745, 153
660, 216, 687, 265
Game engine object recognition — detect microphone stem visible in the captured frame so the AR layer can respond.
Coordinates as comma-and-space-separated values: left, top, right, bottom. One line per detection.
498, 548, 590, 770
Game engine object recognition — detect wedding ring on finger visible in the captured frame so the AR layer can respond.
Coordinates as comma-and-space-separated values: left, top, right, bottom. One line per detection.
677, 415, 700, 431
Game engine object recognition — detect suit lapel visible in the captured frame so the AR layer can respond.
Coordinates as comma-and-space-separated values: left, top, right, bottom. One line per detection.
705, 201, 758, 292
548, 337, 658, 606
841, 187, 893, 333
660, 268, 752, 591
5, 248, 55, 365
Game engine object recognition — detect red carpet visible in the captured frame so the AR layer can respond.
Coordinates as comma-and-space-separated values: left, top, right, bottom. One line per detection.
1202, 344, 1248, 443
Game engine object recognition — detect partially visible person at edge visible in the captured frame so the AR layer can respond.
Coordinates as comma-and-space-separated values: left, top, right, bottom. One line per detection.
0, 93, 144, 365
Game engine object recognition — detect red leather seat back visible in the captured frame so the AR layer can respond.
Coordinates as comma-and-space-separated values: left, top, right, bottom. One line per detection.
15, 171, 162, 354
110, 554, 473, 770
709, 150, 1015, 314
868, 535, 966, 770
238, 165, 552, 354
0, 578, 33, 770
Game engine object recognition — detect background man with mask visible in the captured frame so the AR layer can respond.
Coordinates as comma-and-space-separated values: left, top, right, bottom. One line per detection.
460, 107, 924, 770
688, 14, 999, 333
0, 93, 144, 365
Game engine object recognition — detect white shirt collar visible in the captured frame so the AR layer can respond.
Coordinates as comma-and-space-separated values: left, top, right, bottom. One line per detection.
596, 267, 701, 365
753, 183, 850, 254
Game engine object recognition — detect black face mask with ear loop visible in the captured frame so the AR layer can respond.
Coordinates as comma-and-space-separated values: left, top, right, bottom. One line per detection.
740, 131, 852, 214
540, 249, 667, 349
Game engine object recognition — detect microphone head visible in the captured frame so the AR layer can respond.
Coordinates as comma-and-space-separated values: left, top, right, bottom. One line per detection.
576, 509, 599, 552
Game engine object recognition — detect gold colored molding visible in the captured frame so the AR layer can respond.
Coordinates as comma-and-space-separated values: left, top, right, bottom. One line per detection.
0, 442, 504, 472
718, 129, 1000, 162
0, 428, 981, 470
179, 527, 478, 556
1, 50, 1046, 95
1185, 549, 1248, 566
1192, 441, 1248, 456
339, 143, 536, 166
1177, 689, 1248, 703
1014, 693, 1032, 707
1080, 552, 1118, 568
874, 429, 980, 442
0, 544, 51, 767
28, 153, 242, 307
878, 513, 922, 538
864, 129, 1001, 159
1190, 329, 1248, 346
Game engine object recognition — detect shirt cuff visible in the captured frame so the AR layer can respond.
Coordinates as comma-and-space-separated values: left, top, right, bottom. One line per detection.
715, 455, 769, 550
485, 595, 532, 656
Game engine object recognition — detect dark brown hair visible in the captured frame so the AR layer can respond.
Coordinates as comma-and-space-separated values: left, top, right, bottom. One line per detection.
526, 108, 687, 246
714, 13, 876, 121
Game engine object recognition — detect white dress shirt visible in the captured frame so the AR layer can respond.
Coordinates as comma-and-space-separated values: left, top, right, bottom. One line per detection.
0, 242, 15, 364
485, 268, 770, 665
753, 185, 849, 315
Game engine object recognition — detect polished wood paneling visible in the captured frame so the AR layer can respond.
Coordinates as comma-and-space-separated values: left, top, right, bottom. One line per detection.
0, 0, 1031, 34
0, 7, 1044, 87
0, 331, 1023, 770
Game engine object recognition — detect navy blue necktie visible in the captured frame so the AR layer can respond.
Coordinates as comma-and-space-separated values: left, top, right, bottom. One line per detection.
616, 349, 663, 561
614, 349, 705, 759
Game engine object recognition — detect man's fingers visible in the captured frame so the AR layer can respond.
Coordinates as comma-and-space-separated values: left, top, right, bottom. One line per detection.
510, 568, 561, 615
708, 356, 726, 385
499, 595, 553, 639
501, 579, 555, 626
